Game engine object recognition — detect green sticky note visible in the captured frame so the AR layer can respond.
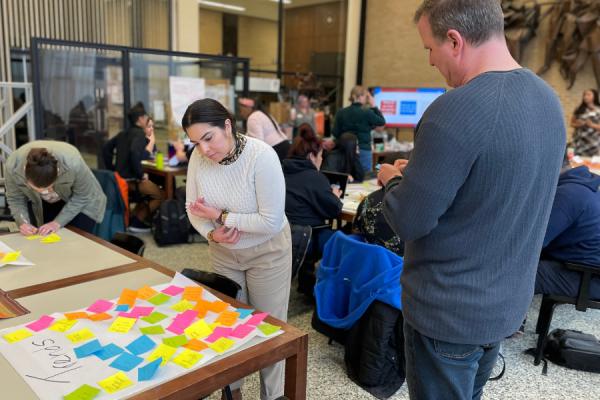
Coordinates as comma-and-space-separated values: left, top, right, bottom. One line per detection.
147, 293, 171, 306
256, 323, 281, 336
140, 325, 166, 335
162, 334, 189, 348
63, 383, 101, 400
141, 311, 168, 324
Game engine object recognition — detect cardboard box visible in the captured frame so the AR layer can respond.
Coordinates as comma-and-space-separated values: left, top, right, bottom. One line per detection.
269, 102, 291, 125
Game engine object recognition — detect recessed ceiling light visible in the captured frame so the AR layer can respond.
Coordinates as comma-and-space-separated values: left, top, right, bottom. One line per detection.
198, 1, 246, 12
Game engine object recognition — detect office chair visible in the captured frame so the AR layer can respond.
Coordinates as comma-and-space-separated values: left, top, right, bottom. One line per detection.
110, 232, 146, 257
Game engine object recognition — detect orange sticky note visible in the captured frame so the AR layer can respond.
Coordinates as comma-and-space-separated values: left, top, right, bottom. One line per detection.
193, 299, 212, 318
117, 288, 138, 307
137, 285, 158, 300
64, 312, 90, 321
0, 253, 4, 260
183, 338, 209, 352
182, 286, 203, 302
88, 312, 112, 322
215, 310, 241, 327
208, 300, 230, 313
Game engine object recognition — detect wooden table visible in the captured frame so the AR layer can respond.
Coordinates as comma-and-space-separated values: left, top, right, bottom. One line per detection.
0, 227, 308, 400
337, 210, 356, 223
142, 163, 188, 200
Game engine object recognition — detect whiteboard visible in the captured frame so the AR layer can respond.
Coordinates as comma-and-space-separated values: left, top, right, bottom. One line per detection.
169, 76, 206, 127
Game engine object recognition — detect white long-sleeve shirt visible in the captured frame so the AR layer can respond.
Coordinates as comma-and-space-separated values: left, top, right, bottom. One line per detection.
246, 111, 287, 147
185, 137, 288, 249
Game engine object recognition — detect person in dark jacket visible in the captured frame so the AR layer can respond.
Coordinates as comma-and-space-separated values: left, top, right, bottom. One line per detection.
535, 154, 600, 300
321, 133, 365, 182
282, 123, 342, 253
333, 86, 386, 172
103, 104, 166, 231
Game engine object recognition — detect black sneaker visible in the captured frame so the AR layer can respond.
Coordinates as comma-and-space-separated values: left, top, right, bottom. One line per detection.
129, 216, 151, 233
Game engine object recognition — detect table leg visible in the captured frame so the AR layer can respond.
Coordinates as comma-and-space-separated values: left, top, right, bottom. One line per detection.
165, 173, 174, 200
284, 346, 307, 400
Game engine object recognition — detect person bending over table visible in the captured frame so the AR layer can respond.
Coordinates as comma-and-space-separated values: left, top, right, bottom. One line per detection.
5, 141, 107, 236
183, 98, 292, 400
332, 86, 386, 172
239, 97, 290, 162
321, 132, 365, 183
282, 123, 343, 254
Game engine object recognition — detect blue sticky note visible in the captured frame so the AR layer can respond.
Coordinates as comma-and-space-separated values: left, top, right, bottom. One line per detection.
109, 352, 144, 372
115, 304, 130, 312
125, 334, 156, 356
94, 343, 125, 361
375, 164, 381, 170
74, 339, 102, 359
235, 308, 255, 319
138, 357, 162, 381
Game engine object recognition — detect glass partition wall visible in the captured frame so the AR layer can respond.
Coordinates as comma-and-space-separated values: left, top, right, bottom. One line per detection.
31, 38, 250, 169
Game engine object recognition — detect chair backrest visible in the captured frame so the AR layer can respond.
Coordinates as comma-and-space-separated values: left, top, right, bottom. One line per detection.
181, 268, 242, 300
290, 224, 312, 282
110, 232, 146, 257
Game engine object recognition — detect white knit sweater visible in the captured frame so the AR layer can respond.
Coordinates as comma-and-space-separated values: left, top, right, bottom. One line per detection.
185, 137, 288, 249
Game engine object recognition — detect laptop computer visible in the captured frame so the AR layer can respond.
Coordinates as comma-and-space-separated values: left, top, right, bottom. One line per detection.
321, 171, 350, 199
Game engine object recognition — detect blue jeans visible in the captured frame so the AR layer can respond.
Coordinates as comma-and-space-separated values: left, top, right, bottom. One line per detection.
358, 149, 373, 172
404, 321, 500, 400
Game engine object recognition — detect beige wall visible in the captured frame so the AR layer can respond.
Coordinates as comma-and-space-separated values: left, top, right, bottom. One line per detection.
363, 0, 596, 138
175, 0, 199, 52
238, 16, 278, 71
199, 9, 223, 55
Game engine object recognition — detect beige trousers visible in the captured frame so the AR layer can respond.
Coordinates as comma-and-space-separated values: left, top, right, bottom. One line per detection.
209, 223, 292, 400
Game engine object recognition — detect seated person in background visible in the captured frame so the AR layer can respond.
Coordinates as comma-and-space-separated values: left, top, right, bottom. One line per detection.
103, 104, 166, 232
352, 161, 405, 257
321, 133, 365, 182
141, 117, 156, 160
282, 123, 343, 254
6, 142, 107, 236
535, 153, 600, 300
173, 140, 194, 164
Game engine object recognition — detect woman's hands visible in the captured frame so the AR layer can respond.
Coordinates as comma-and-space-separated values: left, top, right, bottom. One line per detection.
19, 223, 37, 236
211, 225, 242, 244
189, 198, 222, 220
38, 221, 61, 236
367, 92, 376, 107
190, 198, 242, 244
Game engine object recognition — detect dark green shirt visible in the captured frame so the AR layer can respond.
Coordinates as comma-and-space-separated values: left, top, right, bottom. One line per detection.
332, 103, 386, 151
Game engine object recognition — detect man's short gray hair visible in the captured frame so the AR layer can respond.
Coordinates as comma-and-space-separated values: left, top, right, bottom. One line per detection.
414, 0, 505, 47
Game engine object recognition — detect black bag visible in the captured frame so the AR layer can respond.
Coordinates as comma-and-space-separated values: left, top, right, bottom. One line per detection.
152, 200, 190, 246
529, 329, 600, 374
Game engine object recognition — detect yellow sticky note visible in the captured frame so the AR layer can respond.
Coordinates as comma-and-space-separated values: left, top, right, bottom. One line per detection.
1, 251, 21, 263
66, 328, 95, 343
3, 328, 33, 343
97, 371, 134, 394
25, 235, 43, 240
184, 319, 213, 340
215, 310, 241, 327
41, 233, 61, 243
208, 337, 235, 354
170, 299, 194, 313
48, 318, 78, 333
208, 322, 222, 331
147, 343, 177, 366
171, 348, 204, 369
107, 317, 137, 334
137, 285, 158, 300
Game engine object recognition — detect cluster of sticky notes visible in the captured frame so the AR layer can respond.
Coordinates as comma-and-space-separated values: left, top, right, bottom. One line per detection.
41, 233, 61, 243
1, 251, 21, 263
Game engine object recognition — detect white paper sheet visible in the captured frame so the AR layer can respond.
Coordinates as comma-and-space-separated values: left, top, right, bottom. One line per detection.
0, 272, 282, 399
0, 241, 35, 269
169, 77, 205, 127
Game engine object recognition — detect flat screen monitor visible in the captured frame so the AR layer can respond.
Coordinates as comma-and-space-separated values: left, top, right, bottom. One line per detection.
373, 87, 446, 128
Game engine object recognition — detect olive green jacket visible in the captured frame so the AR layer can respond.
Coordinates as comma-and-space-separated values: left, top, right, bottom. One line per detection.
5, 141, 106, 228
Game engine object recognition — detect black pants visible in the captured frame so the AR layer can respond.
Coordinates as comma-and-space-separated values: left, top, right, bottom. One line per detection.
272, 140, 291, 162
27, 200, 96, 234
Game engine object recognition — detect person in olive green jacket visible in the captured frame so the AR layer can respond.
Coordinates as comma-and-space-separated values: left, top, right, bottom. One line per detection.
333, 86, 386, 172
5, 141, 106, 236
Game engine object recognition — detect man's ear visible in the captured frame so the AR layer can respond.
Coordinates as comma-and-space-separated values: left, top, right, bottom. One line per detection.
446, 29, 464, 56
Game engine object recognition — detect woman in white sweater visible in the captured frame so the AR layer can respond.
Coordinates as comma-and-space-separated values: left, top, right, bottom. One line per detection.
183, 98, 291, 400
239, 98, 290, 161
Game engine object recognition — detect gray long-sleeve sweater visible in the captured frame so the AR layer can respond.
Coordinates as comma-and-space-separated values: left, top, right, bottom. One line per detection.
383, 69, 566, 344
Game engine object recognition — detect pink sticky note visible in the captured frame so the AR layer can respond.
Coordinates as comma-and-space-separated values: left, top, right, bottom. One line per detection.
118, 312, 139, 319
166, 323, 185, 335
230, 324, 255, 339
86, 299, 114, 314
205, 326, 233, 343
25, 315, 55, 332
245, 312, 269, 326
130, 306, 154, 318
161, 285, 184, 296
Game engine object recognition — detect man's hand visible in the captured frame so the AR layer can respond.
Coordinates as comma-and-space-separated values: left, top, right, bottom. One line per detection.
19, 223, 38, 236
38, 221, 61, 236
142, 173, 149, 181
332, 187, 342, 198
378, 164, 402, 186
394, 159, 409, 174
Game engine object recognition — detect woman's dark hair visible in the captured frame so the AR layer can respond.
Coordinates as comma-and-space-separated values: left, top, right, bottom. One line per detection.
288, 123, 322, 158
326, 133, 358, 174
575, 89, 600, 116
25, 148, 58, 188
181, 98, 237, 135
128, 102, 147, 126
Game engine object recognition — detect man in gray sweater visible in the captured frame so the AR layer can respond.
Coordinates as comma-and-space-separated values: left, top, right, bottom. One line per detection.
378, 1, 566, 399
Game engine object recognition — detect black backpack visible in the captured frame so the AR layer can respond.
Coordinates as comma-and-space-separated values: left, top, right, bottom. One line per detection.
528, 329, 600, 374
152, 200, 190, 246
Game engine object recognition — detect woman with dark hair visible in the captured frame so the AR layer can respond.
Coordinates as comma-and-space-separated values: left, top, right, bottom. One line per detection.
570, 89, 600, 156
239, 98, 290, 161
321, 132, 365, 182
142, 117, 156, 160
5, 141, 106, 236
182, 98, 291, 400
283, 124, 342, 250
